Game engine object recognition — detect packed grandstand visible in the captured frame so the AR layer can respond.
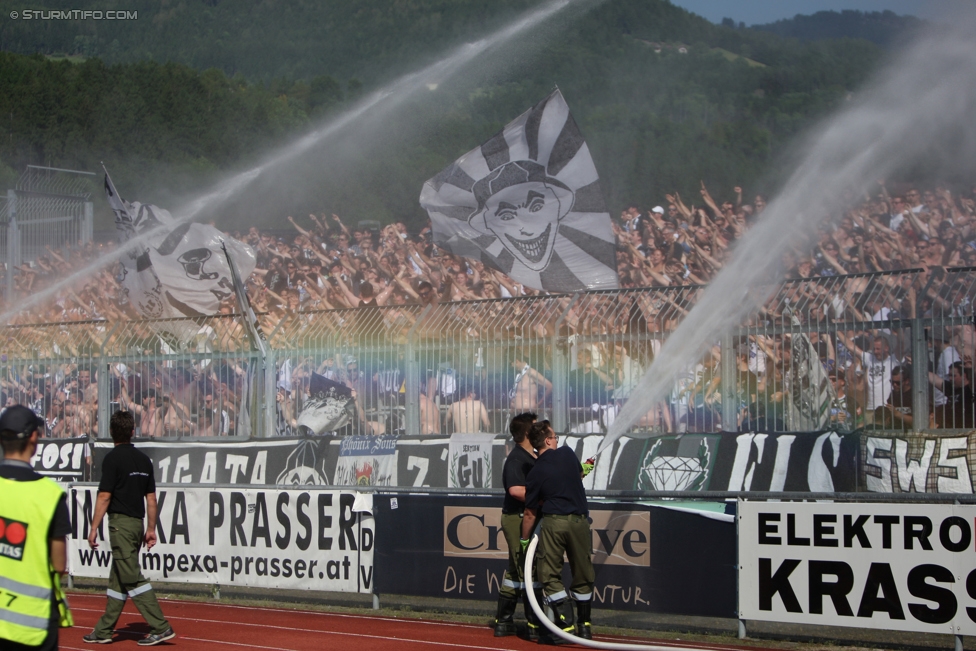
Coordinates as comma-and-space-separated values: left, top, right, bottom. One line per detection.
4, 180, 975, 439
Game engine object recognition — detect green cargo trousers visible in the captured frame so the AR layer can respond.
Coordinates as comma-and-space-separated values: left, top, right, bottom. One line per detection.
92, 514, 170, 638
536, 514, 594, 603
500, 512, 528, 599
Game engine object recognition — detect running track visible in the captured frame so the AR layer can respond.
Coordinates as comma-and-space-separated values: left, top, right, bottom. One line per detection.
61, 592, 784, 650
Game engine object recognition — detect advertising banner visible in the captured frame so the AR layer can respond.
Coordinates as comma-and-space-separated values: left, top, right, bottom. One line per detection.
739, 501, 976, 635
375, 494, 735, 617
68, 486, 374, 593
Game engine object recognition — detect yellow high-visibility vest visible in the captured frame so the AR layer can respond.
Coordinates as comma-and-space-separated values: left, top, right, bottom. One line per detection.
0, 475, 73, 646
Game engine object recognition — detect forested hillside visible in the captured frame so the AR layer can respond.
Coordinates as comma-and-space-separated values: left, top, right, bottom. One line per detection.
0, 0, 899, 229
752, 10, 924, 47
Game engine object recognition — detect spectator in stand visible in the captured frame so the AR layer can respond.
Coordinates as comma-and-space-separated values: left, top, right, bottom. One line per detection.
837, 333, 898, 424
446, 385, 492, 434
931, 362, 975, 429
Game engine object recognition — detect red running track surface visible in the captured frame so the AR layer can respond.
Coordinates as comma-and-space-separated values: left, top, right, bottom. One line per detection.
60, 592, 783, 650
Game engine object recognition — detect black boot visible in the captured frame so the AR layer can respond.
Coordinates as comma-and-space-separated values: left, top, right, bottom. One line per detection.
575, 600, 592, 640
538, 598, 574, 645
523, 589, 543, 642
493, 594, 519, 637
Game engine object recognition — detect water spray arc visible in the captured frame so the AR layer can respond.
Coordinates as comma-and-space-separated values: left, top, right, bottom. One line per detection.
597, 14, 976, 456
2, 0, 580, 324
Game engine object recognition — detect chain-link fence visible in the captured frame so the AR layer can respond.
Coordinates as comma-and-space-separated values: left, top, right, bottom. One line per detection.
2, 166, 95, 301
2, 268, 973, 440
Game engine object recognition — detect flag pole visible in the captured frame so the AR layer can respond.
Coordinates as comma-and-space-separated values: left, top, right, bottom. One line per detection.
222, 242, 275, 438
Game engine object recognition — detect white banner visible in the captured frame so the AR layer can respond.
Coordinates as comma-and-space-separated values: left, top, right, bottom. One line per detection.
448, 433, 495, 489
739, 501, 976, 635
68, 486, 374, 593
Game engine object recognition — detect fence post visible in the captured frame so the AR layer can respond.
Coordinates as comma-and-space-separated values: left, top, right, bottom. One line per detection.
552, 295, 579, 434
82, 201, 93, 245
404, 341, 421, 437
97, 362, 110, 440
403, 305, 432, 437
6, 190, 18, 305
551, 339, 570, 433
911, 319, 928, 432
264, 347, 277, 438
721, 332, 738, 431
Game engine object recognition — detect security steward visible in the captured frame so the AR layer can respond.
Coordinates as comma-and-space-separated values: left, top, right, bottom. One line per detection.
0, 405, 73, 651
493, 412, 542, 639
521, 420, 595, 643
83, 411, 174, 646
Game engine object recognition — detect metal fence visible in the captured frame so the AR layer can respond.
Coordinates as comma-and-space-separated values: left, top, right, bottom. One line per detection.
1, 267, 974, 439
2, 166, 95, 301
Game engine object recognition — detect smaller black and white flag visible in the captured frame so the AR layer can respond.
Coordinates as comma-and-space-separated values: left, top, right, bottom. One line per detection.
296, 374, 356, 435
105, 170, 257, 319
420, 89, 618, 292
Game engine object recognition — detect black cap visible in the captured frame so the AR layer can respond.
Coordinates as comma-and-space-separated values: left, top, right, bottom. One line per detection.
0, 405, 44, 439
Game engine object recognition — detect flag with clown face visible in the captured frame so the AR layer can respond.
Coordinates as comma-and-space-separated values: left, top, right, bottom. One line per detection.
420, 89, 618, 292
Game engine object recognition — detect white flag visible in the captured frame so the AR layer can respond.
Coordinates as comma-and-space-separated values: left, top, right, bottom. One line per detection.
105, 172, 256, 319
420, 89, 618, 292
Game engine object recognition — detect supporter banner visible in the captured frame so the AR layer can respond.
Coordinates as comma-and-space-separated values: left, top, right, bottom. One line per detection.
739, 501, 976, 635
862, 434, 975, 494
564, 431, 859, 492
68, 485, 374, 593
23, 438, 90, 482
92, 438, 337, 485
375, 494, 735, 617
91, 431, 858, 491
333, 436, 398, 486
448, 434, 495, 489
91, 437, 509, 488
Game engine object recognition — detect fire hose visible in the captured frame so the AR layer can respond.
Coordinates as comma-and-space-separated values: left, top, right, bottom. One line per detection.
523, 529, 713, 651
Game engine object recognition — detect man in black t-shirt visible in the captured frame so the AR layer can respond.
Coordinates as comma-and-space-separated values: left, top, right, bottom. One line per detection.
83, 411, 174, 646
521, 420, 595, 642
493, 412, 539, 639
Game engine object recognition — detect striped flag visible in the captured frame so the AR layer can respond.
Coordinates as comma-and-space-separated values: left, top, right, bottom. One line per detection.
420, 89, 618, 292
787, 314, 836, 431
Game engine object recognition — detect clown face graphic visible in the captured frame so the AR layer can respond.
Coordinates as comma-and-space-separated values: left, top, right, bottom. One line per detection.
470, 160, 574, 272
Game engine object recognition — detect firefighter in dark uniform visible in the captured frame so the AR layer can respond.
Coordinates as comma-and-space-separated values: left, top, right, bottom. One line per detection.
521, 419, 595, 643
493, 412, 542, 639
0, 405, 73, 651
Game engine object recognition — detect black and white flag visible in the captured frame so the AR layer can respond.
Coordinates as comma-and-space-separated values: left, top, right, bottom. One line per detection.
105, 171, 257, 319
420, 90, 618, 292
296, 374, 356, 435
785, 313, 835, 431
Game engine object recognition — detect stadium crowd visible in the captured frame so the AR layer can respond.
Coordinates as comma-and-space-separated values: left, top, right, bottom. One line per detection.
2, 180, 976, 438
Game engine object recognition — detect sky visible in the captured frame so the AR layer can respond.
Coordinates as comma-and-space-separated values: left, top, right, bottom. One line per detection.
668, 0, 971, 26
